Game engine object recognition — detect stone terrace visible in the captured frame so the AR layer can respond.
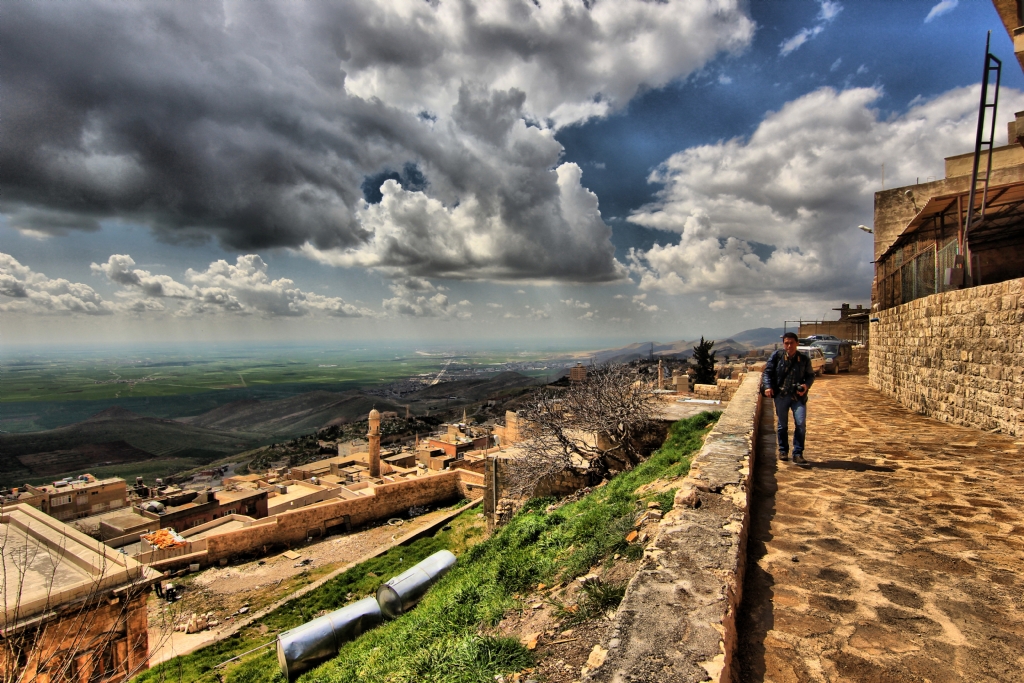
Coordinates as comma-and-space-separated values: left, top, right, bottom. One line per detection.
737, 373, 1024, 682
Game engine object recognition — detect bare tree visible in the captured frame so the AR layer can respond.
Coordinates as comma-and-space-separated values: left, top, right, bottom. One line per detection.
503, 364, 658, 503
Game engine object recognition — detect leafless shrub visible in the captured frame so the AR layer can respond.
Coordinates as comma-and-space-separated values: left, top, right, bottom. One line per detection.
503, 364, 657, 501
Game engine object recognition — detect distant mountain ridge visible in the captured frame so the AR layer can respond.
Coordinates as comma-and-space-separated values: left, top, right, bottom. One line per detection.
179, 390, 404, 435
580, 327, 785, 364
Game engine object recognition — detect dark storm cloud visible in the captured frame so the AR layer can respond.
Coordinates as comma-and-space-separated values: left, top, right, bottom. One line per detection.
0, 1, 406, 250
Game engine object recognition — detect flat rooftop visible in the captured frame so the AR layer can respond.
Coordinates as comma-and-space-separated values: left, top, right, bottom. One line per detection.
34, 477, 125, 493
184, 517, 250, 541
102, 511, 152, 530
2, 504, 160, 624
216, 488, 265, 504
267, 482, 329, 509
292, 455, 349, 471
72, 507, 149, 535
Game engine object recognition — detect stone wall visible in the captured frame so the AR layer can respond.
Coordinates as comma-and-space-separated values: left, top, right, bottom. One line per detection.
870, 276, 1024, 436
149, 471, 481, 568
483, 454, 594, 530
587, 373, 762, 683
4, 589, 151, 683
851, 347, 869, 374
693, 377, 741, 402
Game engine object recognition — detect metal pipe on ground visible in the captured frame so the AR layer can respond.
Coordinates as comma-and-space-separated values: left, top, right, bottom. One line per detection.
276, 597, 382, 681
376, 550, 457, 619
275, 550, 458, 681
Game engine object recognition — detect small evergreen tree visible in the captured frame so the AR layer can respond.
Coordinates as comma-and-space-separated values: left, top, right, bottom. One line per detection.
693, 336, 717, 385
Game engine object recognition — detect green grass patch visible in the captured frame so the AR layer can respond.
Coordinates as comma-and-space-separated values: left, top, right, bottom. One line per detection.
136, 412, 718, 683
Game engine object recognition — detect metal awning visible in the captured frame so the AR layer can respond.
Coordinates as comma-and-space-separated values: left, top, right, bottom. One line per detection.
879, 179, 1024, 262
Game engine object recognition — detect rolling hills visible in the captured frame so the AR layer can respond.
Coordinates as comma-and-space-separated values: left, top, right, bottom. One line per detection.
0, 372, 542, 486
0, 407, 267, 486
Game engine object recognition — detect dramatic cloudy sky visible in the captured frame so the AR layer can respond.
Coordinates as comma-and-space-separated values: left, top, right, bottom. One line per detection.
3, 0, 1022, 347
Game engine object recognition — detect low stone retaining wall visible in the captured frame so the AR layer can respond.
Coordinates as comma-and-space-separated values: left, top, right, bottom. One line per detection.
693, 378, 742, 402
870, 275, 1024, 436
587, 372, 762, 683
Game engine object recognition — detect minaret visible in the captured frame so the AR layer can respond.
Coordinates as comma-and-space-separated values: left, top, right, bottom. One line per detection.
658, 359, 664, 391
368, 408, 381, 478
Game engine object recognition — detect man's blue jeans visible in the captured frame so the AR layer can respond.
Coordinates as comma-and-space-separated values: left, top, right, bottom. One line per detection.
774, 394, 806, 455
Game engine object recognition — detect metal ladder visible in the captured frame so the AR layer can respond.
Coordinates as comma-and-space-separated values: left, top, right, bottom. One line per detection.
963, 31, 1002, 272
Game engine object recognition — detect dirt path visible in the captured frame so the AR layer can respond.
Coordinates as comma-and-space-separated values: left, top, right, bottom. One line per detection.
147, 503, 473, 666
737, 372, 1024, 682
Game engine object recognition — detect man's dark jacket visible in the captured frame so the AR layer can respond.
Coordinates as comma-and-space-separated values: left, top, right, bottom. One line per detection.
761, 349, 815, 398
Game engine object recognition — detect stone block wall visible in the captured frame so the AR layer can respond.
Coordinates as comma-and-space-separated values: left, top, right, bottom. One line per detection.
202, 471, 478, 564
588, 373, 762, 683
851, 347, 869, 373
870, 276, 1024, 436
693, 378, 741, 402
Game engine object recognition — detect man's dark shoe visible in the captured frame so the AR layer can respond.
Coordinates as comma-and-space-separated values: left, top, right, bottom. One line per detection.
778, 451, 789, 462
792, 454, 807, 464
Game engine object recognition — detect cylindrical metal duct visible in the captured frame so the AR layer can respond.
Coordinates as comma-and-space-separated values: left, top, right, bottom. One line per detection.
276, 597, 382, 681
376, 550, 457, 619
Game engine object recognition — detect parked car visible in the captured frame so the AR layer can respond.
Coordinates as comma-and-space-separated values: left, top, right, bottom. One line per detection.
812, 340, 853, 374
798, 345, 826, 376
805, 334, 839, 342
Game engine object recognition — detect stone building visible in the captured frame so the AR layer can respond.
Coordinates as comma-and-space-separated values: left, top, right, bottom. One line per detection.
0, 504, 161, 683
568, 363, 587, 383
869, 11, 1024, 436
22, 476, 127, 522
138, 488, 268, 533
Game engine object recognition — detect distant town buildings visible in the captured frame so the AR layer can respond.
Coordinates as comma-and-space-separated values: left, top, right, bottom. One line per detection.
20, 475, 127, 521
137, 487, 269, 533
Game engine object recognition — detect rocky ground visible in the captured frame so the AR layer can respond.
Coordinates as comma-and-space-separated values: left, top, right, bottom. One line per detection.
492, 556, 643, 683
737, 372, 1024, 682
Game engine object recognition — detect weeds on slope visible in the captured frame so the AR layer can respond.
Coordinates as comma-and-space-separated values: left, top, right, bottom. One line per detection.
303, 411, 718, 683
136, 412, 718, 683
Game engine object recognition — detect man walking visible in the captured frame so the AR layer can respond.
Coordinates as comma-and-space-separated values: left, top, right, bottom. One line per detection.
762, 332, 815, 464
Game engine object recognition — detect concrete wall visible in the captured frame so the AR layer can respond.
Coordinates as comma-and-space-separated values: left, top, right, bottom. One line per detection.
870, 275, 1024, 436
798, 320, 867, 344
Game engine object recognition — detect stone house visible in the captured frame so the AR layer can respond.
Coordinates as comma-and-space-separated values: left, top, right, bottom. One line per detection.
0, 504, 161, 683
869, 13, 1024, 436
22, 476, 128, 522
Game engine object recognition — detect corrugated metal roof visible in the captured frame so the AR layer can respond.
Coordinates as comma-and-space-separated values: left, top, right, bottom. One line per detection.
880, 179, 1024, 262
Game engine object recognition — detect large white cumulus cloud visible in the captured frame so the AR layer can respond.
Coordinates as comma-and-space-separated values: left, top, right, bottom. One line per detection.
88, 253, 375, 318
628, 85, 1024, 307
1, 0, 754, 284
1, 253, 113, 315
